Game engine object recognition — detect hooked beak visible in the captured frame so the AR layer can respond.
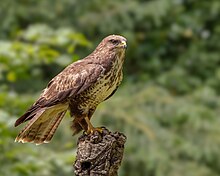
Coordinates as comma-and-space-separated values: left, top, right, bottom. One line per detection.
118, 40, 127, 49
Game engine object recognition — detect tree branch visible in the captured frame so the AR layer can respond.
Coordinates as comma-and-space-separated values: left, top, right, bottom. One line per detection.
74, 127, 126, 176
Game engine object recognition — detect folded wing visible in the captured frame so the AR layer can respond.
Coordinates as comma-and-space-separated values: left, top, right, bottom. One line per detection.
14, 62, 105, 144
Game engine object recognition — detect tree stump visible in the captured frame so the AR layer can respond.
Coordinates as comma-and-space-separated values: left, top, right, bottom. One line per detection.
74, 127, 126, 176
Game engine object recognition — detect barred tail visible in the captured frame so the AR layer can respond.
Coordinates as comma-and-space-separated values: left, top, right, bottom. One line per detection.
15, 104, 68, 145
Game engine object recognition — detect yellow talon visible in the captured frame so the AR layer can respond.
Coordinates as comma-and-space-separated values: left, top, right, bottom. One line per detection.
86, 127, 103, 134
85, 116, 103, 134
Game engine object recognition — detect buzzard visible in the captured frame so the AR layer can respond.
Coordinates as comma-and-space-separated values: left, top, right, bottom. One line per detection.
14, 35, 127, 145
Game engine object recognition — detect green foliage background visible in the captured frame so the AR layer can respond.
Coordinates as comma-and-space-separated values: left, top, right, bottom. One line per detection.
1, 0, 220, 175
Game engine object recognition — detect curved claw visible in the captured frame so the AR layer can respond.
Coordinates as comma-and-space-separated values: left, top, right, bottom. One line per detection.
84, 116, 103, 134
86, 127, 103, 134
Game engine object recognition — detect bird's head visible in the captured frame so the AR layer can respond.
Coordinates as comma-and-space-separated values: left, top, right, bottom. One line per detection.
96, 35, 127, 54
89, 35, 127, 67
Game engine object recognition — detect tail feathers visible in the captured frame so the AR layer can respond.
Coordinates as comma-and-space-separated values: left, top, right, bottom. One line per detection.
15, 104, 68, 145
44, 111, 66, 143
15, 109, 46, 142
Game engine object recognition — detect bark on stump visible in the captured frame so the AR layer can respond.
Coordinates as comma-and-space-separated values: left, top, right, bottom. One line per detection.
74, 127, 126, 176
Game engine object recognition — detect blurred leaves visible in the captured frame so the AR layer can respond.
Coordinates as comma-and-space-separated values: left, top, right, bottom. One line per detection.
96, 84, 220, 176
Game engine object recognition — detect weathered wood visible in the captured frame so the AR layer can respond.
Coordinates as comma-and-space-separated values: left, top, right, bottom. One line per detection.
74, 127, 126, 176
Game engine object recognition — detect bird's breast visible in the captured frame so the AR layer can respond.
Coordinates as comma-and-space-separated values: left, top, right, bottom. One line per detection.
71, 53, 124, 115
74, 70, 122, 114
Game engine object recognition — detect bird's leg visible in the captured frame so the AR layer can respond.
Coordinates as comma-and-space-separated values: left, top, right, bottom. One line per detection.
85, 116, 103, 134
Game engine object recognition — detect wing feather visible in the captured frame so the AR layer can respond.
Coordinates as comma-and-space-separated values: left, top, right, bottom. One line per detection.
15, 62, 105, 126
42, 63, 105, 105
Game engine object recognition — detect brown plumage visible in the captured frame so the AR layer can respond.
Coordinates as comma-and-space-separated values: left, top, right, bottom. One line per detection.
14, 35, 127, 145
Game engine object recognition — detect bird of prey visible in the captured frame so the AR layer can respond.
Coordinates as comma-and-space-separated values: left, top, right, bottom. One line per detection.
14, 35, 127, 145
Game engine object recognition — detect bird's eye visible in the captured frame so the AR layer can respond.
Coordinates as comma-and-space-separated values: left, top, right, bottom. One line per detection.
109, 39, 120, 45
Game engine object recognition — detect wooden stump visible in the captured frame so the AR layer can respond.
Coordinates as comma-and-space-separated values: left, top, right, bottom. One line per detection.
74, 127, 126, 176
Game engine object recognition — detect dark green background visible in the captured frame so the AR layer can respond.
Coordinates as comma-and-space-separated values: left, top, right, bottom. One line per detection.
1, 0, 220, 175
